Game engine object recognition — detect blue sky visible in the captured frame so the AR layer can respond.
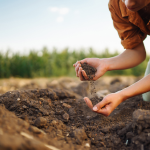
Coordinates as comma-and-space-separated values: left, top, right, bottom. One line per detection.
0, 0, 150, 54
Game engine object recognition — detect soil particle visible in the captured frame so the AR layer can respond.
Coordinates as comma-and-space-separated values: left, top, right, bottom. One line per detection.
34, 117, 47, 128
62, 103, 71, 108
62, 113, 69, 121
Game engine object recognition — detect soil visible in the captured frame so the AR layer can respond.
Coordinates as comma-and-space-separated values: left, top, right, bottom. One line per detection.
81, 62, 97, 80
81, 62, 97, 96
0, 76, 150, 149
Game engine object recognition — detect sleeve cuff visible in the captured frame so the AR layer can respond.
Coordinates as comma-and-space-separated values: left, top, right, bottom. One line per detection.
121, 33, 147, 49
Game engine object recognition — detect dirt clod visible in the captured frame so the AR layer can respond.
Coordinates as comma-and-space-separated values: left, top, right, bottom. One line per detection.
34, 117, 47, 128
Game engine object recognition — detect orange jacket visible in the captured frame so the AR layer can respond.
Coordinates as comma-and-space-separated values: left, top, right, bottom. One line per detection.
109, 0, 150, 49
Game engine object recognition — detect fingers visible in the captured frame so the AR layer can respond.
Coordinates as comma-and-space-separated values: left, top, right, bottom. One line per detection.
75, 63, 81, 77
73, 59, 87, 67
81, 70, 88, 80
80, 59, 87, 64
84, 97, 93, 110
96, 105, 111, 117
73, 61, 81, 67
93, 98, 108, 111
84, 97, 112, 116
78, 67, 85, 81
73, 60, 89, 80
93, 98, 111, 116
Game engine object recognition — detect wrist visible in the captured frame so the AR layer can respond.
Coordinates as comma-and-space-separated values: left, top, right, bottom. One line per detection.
100, 58, 111, 71
103, 57, 114, 71
117, 88, 129, 102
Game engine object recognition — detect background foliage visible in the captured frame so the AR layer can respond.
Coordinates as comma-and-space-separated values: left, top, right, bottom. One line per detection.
0, 47, 149, 78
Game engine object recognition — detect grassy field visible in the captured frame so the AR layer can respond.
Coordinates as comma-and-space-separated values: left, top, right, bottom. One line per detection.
0, 47, 149, 78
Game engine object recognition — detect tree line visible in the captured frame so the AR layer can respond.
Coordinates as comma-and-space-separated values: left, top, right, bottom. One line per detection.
0, 47, 149, 78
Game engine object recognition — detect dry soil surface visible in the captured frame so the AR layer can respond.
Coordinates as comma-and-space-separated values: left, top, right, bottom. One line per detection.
0, 77, 150, 150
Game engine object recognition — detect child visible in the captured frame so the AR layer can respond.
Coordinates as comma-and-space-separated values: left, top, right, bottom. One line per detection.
73, 0, 150, 116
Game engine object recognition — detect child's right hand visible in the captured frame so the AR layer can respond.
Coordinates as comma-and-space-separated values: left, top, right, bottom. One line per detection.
73, 58, 109, 81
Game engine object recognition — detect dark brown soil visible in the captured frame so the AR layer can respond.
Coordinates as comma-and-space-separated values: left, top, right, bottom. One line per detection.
0, 85, 150, 150
81, 62, 97, 96
81, 62, 97, 80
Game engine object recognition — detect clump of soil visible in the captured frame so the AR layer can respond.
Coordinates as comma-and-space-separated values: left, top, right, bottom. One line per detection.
81, 62, 97, 80
81, 62, 97, 95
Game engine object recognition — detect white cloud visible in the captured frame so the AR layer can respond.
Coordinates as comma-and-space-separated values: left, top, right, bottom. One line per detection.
50, 7, 59, 12
59, 7, 69, 15
56, 16, 64, 23
49, 7, 70, 15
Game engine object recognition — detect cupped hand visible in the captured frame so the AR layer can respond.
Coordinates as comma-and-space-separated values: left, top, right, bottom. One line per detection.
84, 92, 123, 117
73, 58, 109, 81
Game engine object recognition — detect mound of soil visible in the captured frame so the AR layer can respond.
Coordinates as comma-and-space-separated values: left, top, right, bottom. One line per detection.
0, 87, 150, 149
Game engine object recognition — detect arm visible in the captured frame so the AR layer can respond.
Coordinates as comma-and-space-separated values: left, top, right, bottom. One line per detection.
73, 42, 146, 81
107, 42, 146, 70
84, 74, 150, 116
119, 74, 150, 100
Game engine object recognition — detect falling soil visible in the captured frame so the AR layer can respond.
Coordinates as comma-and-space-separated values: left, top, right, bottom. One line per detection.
0, 85, 150, 150
81, 62, 97, 96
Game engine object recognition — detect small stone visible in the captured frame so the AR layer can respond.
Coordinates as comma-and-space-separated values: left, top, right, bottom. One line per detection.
62, 103, 71, 108
34, 117, 47, 127
66, 133, 69, 136
85, 143, 90, 147
17, 98, 20, 101
62, 113, 69, 121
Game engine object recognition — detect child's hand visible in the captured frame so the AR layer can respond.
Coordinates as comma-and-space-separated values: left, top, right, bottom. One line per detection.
73, 58, 109, 81
84, 92, 123, 116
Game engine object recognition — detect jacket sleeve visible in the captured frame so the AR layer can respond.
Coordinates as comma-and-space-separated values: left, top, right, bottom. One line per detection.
108, 2, 146, 49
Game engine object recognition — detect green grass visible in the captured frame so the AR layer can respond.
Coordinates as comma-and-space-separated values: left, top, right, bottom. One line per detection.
0, 47, 149, 78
